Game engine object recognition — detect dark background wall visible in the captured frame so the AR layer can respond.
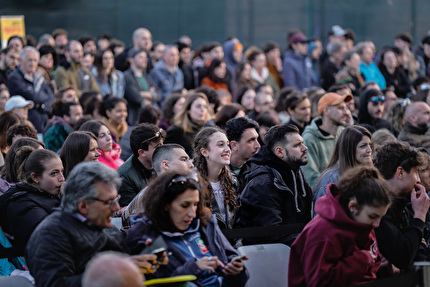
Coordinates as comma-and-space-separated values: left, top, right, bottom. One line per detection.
1, 0, 429, 50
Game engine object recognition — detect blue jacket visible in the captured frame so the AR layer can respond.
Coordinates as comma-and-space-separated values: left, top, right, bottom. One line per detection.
282, 50, 316, 91
149, 60, 184, 108
359, 62, 386, 89
7, 67, 55, 132
126, 215, 249, 287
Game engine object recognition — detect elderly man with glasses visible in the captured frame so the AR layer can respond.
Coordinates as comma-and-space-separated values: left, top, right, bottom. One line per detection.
25, 162, 163, 287
117, 123, 165, 207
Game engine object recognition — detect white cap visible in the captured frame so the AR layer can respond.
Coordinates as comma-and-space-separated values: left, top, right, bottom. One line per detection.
5, 95, 34, 111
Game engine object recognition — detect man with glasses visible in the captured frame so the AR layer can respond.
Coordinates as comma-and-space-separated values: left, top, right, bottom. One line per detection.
302, 92, 352, 186
358, 88, 396, 134
117, 123, 165, 207
247, 84, 275, 120
25, 162, 161, 287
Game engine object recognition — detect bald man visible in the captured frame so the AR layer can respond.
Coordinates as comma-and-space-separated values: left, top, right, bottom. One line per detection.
82, 252, 143, 287
115, 27, 153, 72
398, 101, 430, 149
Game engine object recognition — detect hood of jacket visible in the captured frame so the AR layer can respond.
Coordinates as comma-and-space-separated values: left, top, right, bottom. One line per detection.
302, 117, 338, 140
315, 183, 374, 232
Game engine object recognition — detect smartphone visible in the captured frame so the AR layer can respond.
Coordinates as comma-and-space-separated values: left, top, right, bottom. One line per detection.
231, 255, 248, 263
140, 236, 168, 268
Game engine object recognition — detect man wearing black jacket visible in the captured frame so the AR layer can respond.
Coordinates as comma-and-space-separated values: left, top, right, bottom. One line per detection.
236, 124, 313, 246
374, 142, 430, 274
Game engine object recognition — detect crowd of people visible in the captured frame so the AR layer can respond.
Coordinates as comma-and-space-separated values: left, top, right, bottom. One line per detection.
1, 23, 430, 286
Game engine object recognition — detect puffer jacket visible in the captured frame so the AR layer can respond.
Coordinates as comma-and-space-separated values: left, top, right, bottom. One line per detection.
0, 183, 61, 255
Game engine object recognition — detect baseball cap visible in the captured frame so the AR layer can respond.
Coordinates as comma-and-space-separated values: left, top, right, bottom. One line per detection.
330, 25, 346, 37
290, 33, 308, 45
127, 48, 145, 60
5, 95, 34, 111
318, 93, 352, 115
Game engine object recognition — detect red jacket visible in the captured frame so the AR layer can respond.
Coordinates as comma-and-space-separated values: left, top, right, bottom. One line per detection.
288, 184, 382, 287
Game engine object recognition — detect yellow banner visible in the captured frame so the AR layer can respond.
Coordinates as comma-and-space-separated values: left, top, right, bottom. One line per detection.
0, 15, 25, 48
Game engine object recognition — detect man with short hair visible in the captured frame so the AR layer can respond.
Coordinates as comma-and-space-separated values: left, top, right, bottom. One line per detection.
55, 40, 100, 97
398, 101, 430, 149
302, 92, 352, 186
43, 102, 83, 152
0, 47, 19, 86
122, 143, 194, 229
25, 162, 126, 287
58, 86, 79, 103
283, 32, 316, 91
149, 45, 184, 108
320, 40, 347, 90
117, 123, 165, 207
247, 84, 275, 120
124, 48, 159, 125
236, 124, 313, 245
374, 142, 430, 274
225, 117, 260, 196
52, 28, 68, 66
285, 93, 311, 134
6, 123, 38, 146
82, 251, 143, 287
7, 47, 55, 132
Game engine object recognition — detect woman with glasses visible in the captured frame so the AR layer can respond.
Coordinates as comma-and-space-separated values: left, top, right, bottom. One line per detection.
289, 166, 391, 287
92, 48, 125, 98
358, 88, 397, 135
60, 131, 101, 178
165, 93, 212, 158
0, 149, 64, 255
126, 172, 249, 287
79, 120, 124, 170
193, 127, 238, 230
313, 125, 373, 205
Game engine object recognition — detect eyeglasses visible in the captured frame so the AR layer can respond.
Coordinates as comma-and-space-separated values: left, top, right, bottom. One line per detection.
141, 129, 163, 146
88, 195, 121, 208
370, 96, 385, 105
167, 173, 199, 190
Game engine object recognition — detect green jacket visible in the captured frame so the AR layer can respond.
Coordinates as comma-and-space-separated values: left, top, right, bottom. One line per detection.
301, 117, 344, 187
117, 155, 154, 207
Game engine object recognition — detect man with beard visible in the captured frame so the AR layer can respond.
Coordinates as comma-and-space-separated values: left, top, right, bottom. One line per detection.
236, 124, 313, 245
55, 40, 100, 97
302, 92, 352, 186
357, 88, 397, 134
398, 101, 430, 149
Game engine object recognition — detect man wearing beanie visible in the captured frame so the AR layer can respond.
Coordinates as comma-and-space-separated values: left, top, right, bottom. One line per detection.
302, 92, 352, 186
357, 88, 397, 135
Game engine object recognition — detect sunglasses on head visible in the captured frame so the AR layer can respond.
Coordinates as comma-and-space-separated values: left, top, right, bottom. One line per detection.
141, 129, 163, 147
167, 173, 200, 190
370, 96, 385, 105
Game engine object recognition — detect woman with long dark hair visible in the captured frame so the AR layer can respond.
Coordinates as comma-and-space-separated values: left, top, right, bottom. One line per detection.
126, 171, 249, 287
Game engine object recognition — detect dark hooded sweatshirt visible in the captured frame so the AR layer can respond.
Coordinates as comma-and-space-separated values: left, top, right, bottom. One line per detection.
235, 145, 312, 245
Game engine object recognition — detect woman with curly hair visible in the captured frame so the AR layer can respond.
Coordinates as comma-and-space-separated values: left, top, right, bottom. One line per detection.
126, 171, 249, 286
193, 126, 238, 229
